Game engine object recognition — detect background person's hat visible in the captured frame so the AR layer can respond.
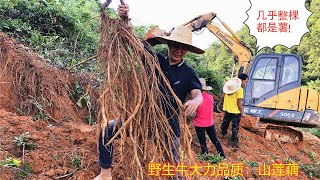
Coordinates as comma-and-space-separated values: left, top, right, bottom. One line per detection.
223, 77, 242, 94
199, 78, 212, 91
154, 26, 205, 54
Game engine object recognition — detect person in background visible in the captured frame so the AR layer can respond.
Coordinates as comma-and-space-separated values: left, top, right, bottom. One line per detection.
220, 74, 248, 151
193, 78, 225, 158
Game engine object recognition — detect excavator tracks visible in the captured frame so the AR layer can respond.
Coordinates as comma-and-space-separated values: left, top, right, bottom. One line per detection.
241, 117, 303, 143
264, 124, 303, 144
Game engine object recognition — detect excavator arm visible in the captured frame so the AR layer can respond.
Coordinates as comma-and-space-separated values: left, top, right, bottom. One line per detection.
181, 13, 253, 76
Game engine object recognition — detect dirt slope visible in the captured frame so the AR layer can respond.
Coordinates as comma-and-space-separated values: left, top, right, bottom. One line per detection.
0, 32, 100, 179
1, 33, 320, 180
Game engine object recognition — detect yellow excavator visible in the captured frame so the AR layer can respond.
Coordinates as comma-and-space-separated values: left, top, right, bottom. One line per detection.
148, 12, 320, 142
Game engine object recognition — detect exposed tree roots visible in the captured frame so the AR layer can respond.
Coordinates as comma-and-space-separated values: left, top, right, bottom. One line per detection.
98, 8, 195, 180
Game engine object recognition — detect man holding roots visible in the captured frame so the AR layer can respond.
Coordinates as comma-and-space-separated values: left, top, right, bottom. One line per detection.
95, 3, 204, 180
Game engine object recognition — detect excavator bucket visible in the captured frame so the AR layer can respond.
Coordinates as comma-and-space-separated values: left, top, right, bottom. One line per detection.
241, 116, 268, 136
264, 124, 303, 144
241, 116, 260, 129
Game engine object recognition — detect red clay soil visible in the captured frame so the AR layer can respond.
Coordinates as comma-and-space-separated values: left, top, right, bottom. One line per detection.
0, 109, 99, 180
192, 113, 320, 180
1, 33, 320, 180
2, 110, 320, 180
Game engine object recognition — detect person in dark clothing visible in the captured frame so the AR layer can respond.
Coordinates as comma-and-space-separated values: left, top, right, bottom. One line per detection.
221, 74, 248, 151
94, 3, 204, 180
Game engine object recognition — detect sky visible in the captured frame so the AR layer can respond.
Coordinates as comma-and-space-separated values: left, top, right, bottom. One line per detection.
106, 0, 251, 50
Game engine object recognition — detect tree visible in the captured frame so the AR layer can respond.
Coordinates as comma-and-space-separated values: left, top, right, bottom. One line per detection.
298, 0, 320, 88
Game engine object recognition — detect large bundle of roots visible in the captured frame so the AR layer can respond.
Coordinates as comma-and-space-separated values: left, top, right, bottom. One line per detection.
98, 2, 195, 179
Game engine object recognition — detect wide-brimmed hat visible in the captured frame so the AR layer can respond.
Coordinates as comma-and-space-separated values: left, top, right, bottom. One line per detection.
199, 78, 212, 91
223, 78, 242, 94
154, 26, 205, 54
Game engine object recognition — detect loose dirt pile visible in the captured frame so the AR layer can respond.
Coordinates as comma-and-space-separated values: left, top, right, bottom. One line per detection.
0, 109, 99, 180
1, 33, 320, 179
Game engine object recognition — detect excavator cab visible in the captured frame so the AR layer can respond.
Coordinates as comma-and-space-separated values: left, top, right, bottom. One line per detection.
243, 53, 320, 127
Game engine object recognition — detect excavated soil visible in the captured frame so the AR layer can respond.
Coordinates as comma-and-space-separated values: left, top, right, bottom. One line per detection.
1, 33, 320, 180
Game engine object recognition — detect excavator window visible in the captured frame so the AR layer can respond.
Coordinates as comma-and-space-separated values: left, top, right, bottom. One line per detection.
252, 81, 275, 98
251, 57, 277, 98
252, 58, 277, 80
280, 56, 299, 86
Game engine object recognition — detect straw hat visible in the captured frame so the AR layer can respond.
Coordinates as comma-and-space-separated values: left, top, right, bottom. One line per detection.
154, 26, 205, 54
199, 78, 212, 91
223, 77, 242, 94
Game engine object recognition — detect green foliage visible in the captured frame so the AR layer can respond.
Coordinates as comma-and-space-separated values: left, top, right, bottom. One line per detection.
51, 154, 59, 160
196, 26, 256, 95
17, 97, 51, 120
14, 132, 36, 150
198, 153, 224, 164
31, 97, 51, 121
283, 157, 295, 163
203, 42, 234, 79
84, 95, 95, 125
70, 82, 85, 107
244, 160, 258, 168
0, 157, 32, 178
300, 164, 320, 178
237, 25, 257, 55
32, 111, 49, 121
195, 65, 224, 95
307, 79, 320, 92
0, 0, 105, 70
182, 50, 224, 95
133, 25, 151, 39
312, 128, 320, 138
300, 127, 320, 139
200, 26, 256, 89
0, 157, 21, 167
298, 0, 320, 86
72, 154, 82, 169
16, 164, 32, 179
69, 82, 96, 125
153, 44, 169, 55
308, 151, 317, 161
17, 103, 27, 116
